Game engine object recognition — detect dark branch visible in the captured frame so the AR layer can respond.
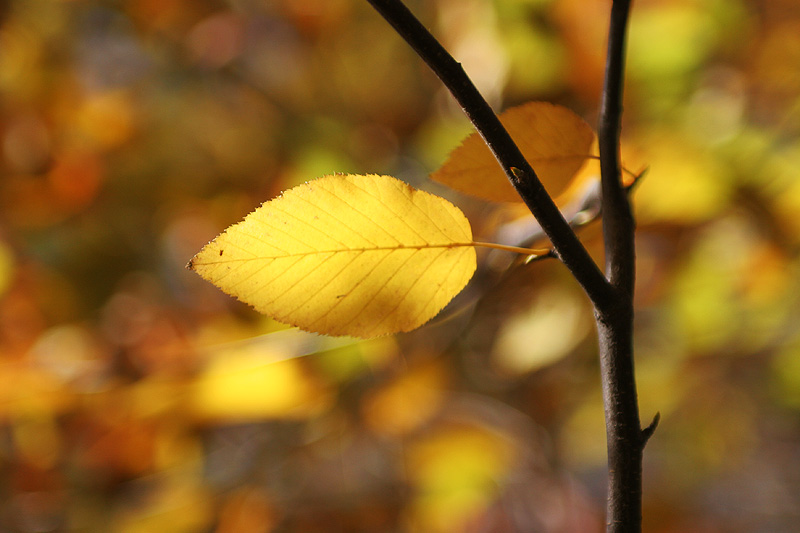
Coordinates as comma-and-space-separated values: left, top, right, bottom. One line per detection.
599, 0, 635, 298
597, 1, 647, 532
365, 0, 613, 308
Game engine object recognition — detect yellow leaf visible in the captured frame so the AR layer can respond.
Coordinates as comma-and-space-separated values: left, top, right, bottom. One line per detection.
190, 350, 331, 421
188, 174, 478, 338
431, 101, 596, 203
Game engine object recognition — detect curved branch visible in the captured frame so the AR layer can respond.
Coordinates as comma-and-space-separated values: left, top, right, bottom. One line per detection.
365, 0, 613, 308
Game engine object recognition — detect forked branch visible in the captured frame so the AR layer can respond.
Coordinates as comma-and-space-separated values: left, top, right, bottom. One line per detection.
365, 1, 652, 531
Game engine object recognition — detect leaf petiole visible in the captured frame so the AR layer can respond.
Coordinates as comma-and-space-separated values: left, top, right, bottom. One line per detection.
471, 241, 549, 256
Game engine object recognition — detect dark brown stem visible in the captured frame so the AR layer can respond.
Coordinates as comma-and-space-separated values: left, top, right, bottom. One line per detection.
596, 302, 643, 532
597, 1, 649, 531
365, 0, 613, 309
599, 0, 636, 296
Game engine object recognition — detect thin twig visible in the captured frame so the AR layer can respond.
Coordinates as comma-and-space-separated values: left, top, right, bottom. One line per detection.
642, 412, 661, 445
599, 0, 635, 297
365, 0, 614, 308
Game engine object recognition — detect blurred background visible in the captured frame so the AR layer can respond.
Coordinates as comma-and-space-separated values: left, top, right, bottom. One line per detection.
1, 0, 800, 531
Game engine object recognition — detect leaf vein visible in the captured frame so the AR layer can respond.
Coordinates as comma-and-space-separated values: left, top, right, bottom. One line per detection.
271, 250, 366, 319
369, 247, 451, 333
190, 242, 476, 265
312, 248, 402, 332
346, 179, 428, 244
335, 248, 421, 333
291, 190, 381, 248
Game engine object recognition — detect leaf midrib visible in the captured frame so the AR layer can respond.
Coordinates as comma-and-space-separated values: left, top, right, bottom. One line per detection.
190, 241, 547, 267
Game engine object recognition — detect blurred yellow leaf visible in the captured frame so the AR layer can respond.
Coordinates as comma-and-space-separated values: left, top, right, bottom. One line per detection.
407, 424, 516, 532
431, 101, 595, 203
191, 349, 330, 421
492, 285, 591, 374
0, 363, 74, 420
188, 174, 479, 338
73, 90, 137, 150
364, 359, 447, 436
631, 133, 730, 224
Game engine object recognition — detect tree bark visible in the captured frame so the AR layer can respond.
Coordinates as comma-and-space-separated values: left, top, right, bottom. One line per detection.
595, 300, 644, 532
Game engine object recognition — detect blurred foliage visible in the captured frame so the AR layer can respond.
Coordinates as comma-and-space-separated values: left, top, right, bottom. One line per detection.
1, 0, 800, 531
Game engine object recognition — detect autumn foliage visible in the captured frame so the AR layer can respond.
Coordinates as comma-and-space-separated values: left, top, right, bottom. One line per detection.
2, 1, 800, 532
188, 102, 594, 338
189, 173, 479, 337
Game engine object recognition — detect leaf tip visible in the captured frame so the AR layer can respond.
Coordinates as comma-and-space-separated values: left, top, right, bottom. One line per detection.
186, 249, 206, 270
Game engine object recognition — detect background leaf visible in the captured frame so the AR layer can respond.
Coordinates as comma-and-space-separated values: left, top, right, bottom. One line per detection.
189, 174, 477, 338
431, 101, 596, 203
